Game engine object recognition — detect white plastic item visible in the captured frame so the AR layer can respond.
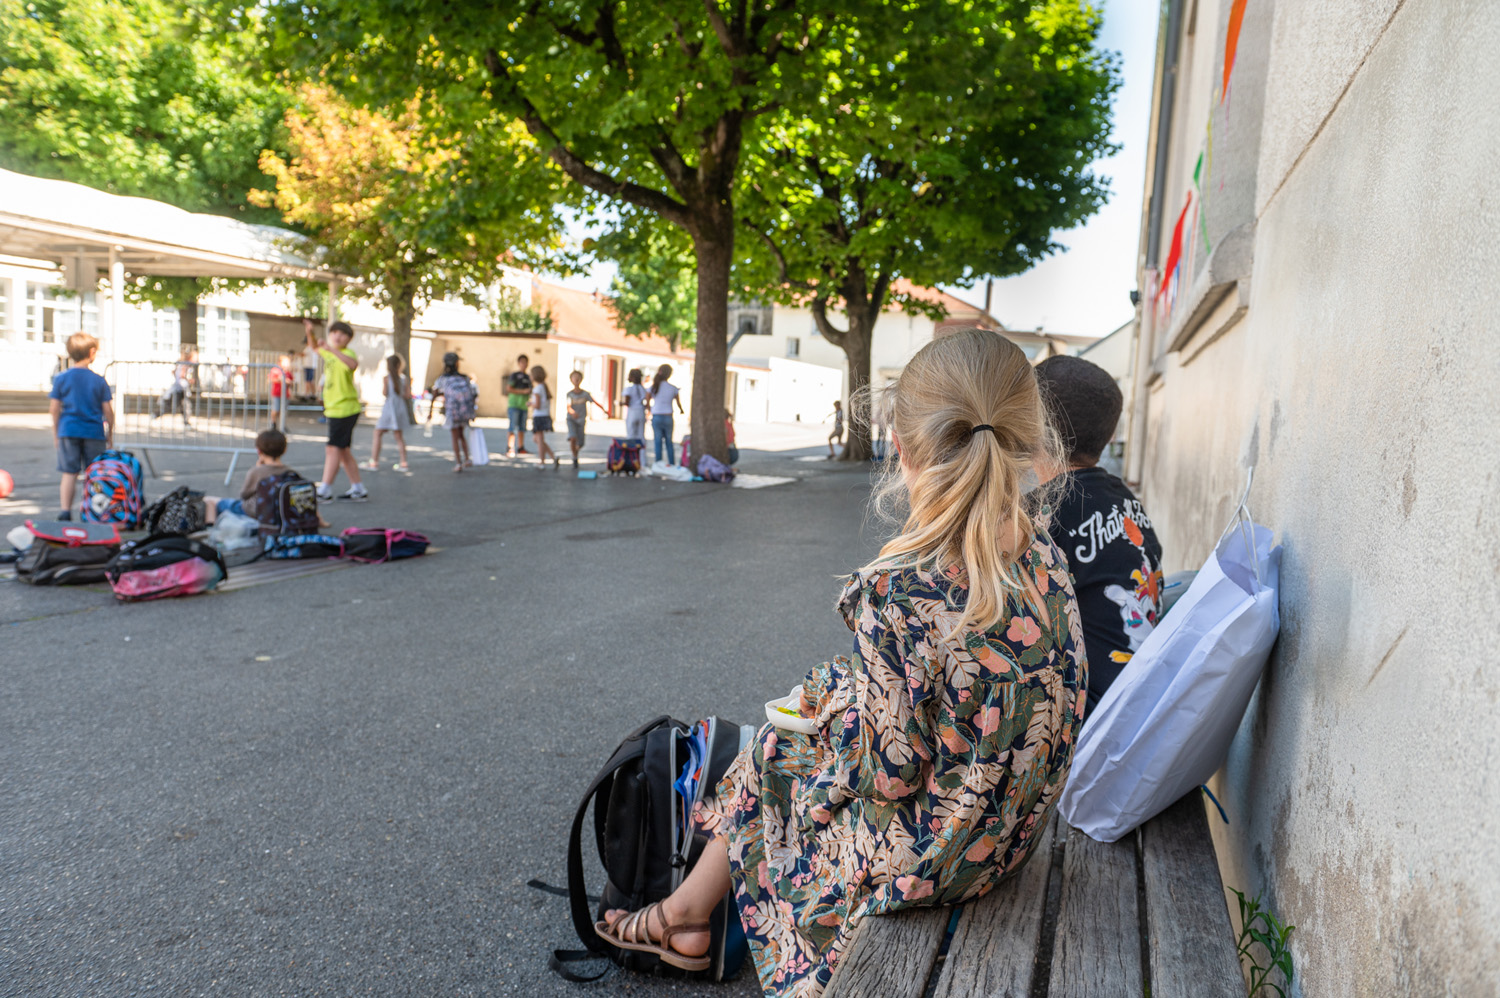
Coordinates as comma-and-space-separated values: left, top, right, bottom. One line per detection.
1058, 473, 1283, 842
208, 511, 261, 552
648, 460, 693, 482
469, 426, 490, 466
765, 685, 818, 735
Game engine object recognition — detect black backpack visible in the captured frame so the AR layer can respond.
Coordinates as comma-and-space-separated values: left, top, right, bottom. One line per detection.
551, 715, 748, 983
141, 486, 206, 535
255, 471, 320, 536
16, 540, 117, 585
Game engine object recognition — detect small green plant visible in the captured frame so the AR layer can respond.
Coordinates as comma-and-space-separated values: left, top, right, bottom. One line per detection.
1228, 887, 1295, 997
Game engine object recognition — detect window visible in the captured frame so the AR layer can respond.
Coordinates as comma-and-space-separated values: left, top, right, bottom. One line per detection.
151, 309, 181, 355
24, 282, 79, 343
737, 316, 759, 338
197, 305, 250, 361
0, 282, 8, 335
786, 337, 800, 359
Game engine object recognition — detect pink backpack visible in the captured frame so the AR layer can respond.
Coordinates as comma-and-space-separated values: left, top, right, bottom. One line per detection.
340, 528, 430, 564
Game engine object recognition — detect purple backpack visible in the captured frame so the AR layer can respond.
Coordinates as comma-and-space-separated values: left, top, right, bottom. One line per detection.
696, 454, 735, 483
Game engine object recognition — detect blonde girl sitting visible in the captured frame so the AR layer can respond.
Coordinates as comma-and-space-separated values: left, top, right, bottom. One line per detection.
595, 328, 1088, 996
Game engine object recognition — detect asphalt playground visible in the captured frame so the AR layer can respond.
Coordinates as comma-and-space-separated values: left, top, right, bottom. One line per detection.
0, 413, 880, 997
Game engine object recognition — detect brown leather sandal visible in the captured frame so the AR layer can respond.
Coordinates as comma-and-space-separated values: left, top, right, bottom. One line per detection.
594, 901, 711, 972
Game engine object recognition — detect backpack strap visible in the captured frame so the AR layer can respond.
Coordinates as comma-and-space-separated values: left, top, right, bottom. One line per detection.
562, 715, 674, 957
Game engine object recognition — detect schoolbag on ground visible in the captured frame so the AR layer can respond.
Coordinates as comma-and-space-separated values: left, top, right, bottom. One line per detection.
443, 377, 479, 423
141, 486, 206, 535
255, 471, 320, 536
696, 455, 734, 483
551, 715, 748, 983
106, 534, 226, 601
16, 519, 122, 585
80, 450, 144, 528
261, 533, 344, 560
606, 438, 644, 476
340, 528, 430, 563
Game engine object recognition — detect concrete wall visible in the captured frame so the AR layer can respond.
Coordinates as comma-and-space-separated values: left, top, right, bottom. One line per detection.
1136, 1, 1500, 994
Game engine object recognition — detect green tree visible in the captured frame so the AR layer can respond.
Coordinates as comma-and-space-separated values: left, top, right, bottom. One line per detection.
739, 1, 1118, 460
598, 216, 697, 351
251, 84, 568, 361
256, 0, 853, 466
0, 0, 290, 341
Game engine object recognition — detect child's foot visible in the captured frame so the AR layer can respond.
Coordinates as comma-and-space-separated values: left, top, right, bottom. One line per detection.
362, 460, 379, 471
553, 455, 560, 469
315, 485, 334, 501
453, 463, 464, 473
57, 510, 72, 521
517, 448, 529, 455
572, 456, 579, 469
337, 485, 369, 502
395, 462, 409, 472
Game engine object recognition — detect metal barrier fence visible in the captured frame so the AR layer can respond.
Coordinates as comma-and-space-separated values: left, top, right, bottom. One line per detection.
106, 359, 292, 485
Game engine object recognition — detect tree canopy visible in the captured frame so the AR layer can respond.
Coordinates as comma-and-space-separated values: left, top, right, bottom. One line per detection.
251, 84, 569, 360
0, 0, 289, 313
737, 0, 1118, 458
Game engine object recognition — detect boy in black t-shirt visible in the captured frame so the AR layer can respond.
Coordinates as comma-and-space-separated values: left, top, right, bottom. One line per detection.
1035, 356, 1164, 702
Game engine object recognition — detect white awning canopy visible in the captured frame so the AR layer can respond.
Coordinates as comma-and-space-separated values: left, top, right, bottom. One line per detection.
0, 168, 350, 283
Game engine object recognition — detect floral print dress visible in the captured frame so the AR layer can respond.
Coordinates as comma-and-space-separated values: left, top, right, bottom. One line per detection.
693, 532, 1087, 997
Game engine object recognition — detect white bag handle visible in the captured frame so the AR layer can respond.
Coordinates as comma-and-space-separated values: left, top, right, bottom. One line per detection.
1218, 466, 1262, 588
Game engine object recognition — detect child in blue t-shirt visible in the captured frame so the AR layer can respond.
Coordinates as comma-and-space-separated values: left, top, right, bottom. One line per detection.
48, 332, 114, 520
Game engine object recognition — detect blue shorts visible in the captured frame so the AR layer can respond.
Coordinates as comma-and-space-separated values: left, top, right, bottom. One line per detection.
216, 498, 246, 516
57, 436, 106, 474
508, 406, 528, 436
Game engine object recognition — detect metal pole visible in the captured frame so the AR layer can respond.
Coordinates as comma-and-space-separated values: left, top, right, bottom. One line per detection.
108, 247, 124, 368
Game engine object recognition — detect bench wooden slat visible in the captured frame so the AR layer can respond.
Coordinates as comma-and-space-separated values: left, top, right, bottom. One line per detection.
1048, 824, 1142, 998
930, 814, 1056, 998
823, 902, 951, 998
1141, 794, 1245, 998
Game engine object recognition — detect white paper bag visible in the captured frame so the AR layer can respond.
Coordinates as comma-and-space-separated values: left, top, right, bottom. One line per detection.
1058, 491, 1283, 842
469, 426, 490, 466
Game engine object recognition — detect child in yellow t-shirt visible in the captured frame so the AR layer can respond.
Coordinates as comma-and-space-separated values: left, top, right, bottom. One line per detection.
304, 318, 367, 502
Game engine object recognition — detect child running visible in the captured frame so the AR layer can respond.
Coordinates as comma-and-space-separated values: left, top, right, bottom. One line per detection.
429, 352, 477, 472
304, 319, 367, 502
564, 370, 608, 469
529, 365, 559, 469
367, 353, 412, 472
827, 398, 844, 458
49, 332, 114, 520
593, 328, 1085, 997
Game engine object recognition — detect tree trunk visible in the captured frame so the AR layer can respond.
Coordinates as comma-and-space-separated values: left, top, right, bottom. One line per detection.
687, 222, 731, 470
391, 289, 416, 365
838, 306, 875, 461
178, 303, 198, 348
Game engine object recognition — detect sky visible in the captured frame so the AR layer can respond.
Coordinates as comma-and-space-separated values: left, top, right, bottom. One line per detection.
551, 1, 1160, 342
961, 0, 1160, 338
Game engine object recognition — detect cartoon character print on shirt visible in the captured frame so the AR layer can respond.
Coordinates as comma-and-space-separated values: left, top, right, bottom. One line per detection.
1103, 552, 1163, 665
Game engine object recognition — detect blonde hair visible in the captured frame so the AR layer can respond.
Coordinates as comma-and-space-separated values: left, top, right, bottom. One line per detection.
863, 328, 1062, 635
66, 332, 99, 362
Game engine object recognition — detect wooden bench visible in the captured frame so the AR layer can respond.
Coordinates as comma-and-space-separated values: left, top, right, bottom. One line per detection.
824, 794, 1244, 998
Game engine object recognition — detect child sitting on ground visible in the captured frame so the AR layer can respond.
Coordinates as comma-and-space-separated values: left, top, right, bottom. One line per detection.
1033, 355, 1164, 701
49, 332, 114, 521
204, 427, 324, 526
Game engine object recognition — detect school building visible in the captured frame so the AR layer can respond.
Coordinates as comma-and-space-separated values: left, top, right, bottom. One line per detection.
1126, 0, 1500, 993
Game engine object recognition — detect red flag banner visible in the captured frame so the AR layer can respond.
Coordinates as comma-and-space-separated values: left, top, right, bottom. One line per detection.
1222, 0, 1249, 102
1156, 195, 1192, 303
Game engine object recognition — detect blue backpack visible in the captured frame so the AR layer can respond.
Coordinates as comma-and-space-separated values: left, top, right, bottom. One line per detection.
80, 450, 145, 528
261, 534, 344, 560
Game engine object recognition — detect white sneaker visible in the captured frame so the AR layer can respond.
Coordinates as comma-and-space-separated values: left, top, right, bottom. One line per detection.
337, 486, 369, 502
315, 485, 334, 501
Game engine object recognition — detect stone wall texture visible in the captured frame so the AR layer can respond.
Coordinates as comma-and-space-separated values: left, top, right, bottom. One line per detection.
1140, 0, 1500, 994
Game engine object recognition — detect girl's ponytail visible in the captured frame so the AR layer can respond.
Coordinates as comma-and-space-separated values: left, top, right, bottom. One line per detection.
651, 363, 672, 397
864, 328, 1062, 635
